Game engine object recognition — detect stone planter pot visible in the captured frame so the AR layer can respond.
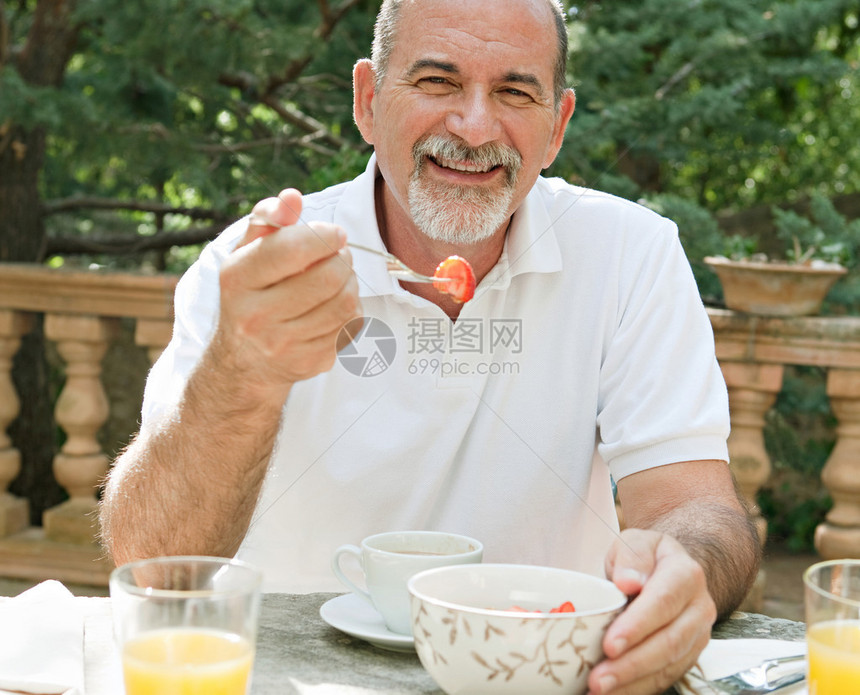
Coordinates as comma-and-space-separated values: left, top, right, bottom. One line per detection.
704, 256, 847, 317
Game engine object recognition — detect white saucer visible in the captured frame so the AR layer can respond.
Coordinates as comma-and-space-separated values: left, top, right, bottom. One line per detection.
320, 593, 415, 653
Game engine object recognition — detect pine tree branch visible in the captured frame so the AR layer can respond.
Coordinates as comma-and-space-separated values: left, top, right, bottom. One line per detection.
0, 2, 9, 67
218, 70, 338, 147
717, 192, 860, 239
317, 0, 363, 39
257, 96, 347, 152
194, 136, 304, 153
42, 196, 229, 220
44, 224, 229, 256
219, 0, 361, 120
18, 0, 79, 86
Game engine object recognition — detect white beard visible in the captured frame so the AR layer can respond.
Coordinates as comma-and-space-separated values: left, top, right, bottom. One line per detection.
407, 136, 522, 245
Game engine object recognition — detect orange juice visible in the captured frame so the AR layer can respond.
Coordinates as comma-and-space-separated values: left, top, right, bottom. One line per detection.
807, 619, 860, 695
122, 627, 253, 695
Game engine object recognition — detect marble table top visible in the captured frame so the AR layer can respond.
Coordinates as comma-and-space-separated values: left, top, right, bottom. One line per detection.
77, 592, 806, 694
255, 593, 805, 694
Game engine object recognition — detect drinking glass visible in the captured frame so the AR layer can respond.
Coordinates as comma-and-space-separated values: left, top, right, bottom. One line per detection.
110, 556, 262, 695
803, 558, 860, 694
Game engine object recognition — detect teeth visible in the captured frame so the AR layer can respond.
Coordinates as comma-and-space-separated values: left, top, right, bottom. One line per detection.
433, 156, 494, 173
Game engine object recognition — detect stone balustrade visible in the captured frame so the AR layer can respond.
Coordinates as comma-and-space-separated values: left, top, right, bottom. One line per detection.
0, 264, 858, 588
710, 309, 860, 561
0, 263, 176, 585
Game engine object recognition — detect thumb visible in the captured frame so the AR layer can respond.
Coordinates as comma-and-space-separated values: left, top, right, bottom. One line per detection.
276, 188, 303, 222
239, 188, 304, 248
605, 529, 658, 597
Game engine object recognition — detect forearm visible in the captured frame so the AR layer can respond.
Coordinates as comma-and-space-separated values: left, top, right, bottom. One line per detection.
99, 342, 290, 565
616, 462, 762, 620
647, 497, 761, 619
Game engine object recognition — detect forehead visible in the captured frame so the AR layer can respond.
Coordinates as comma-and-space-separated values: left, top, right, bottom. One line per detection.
390, 0, 557, 82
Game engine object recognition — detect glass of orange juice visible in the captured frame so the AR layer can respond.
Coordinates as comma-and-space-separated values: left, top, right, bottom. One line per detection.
110, 556, 262, 695
804, 558, 860, 695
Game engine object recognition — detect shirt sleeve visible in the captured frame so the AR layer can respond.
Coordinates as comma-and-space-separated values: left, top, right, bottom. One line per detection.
596, 220, 730, 480
140, 220, 244, 427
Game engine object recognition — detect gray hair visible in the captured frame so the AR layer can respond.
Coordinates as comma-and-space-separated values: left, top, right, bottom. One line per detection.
371, 0, 569, 107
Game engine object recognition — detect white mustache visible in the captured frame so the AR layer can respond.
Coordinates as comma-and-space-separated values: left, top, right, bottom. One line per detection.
412, 136, 522, 184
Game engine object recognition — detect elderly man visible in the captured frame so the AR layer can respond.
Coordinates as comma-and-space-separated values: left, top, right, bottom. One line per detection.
100, 1, 760, 693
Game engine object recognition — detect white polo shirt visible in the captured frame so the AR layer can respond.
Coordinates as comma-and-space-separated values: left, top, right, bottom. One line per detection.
143, 155, 730, 592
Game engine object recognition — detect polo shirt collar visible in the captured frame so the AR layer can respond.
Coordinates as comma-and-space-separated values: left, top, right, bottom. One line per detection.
484, 179, 563, 294
333, 154, 563, 300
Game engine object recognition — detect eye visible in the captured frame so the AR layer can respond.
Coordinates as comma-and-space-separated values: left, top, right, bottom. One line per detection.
417, 76, 456, 94
500, 87, 535, 104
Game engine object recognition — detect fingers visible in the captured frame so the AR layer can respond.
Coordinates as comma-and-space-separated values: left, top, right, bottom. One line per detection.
588, 595, 711, 694
227, 188, 346, 290
215, 189, 362, 387
230, 247, 358, 337
589, 530, 717, 694
217, 253, 361, 386
228, 219, 349, 292
603, 531, 714, 656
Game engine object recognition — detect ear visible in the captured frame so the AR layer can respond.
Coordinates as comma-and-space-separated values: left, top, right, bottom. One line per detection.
353, 59, 377, 145
542, 88, 576, 169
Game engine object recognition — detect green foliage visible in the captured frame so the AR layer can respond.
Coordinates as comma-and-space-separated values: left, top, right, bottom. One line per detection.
2, 0, 380, 268
758, 487, 832, 552
304, 146, 371, 199
4, 0, 857, 543
4, 0, 858, 274
639, 193, 724, 299
772, 193, 860, 266
721, 234, 760, 261
759, 368, 835, 551
563, 0, 860, 209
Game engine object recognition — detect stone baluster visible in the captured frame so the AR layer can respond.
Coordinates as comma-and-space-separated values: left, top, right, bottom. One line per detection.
720, 361, 785, 545
0, 310, 32, 537
720, 361, 785, 611
135, 318, 174, 364
815, 368, 860, 559
42, 314, 117, 545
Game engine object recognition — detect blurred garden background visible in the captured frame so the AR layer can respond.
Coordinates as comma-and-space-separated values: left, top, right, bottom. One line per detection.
2, 0, 859, 556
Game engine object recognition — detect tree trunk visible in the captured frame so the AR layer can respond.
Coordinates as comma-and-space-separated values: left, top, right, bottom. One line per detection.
617, 147, 663, 193
0, 126, 48, 262
8, 322, 65, 525
0, 124, 64, 525
1, 0, 80, 523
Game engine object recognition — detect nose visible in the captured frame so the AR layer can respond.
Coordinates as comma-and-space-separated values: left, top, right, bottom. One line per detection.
444, 90, 504, 148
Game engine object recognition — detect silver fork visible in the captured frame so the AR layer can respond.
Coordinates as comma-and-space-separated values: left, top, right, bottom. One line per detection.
246, 213, 451, 285
686, 654, 805, 694
341, 241, 451, 285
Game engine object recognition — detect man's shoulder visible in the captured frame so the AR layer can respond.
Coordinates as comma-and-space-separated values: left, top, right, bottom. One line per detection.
302, 179, 355, 209
535, 176, 672, 228
282, 181, 352, 222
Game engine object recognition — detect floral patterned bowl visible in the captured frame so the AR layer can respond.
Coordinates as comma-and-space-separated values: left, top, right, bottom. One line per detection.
408, 564, 626, 694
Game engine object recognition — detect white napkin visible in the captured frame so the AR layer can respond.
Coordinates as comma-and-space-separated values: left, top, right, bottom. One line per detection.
677, 638, 807, 695
0, 581, 85, 695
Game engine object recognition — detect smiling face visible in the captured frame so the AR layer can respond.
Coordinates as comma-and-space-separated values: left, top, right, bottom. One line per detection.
354, 0, 575, 247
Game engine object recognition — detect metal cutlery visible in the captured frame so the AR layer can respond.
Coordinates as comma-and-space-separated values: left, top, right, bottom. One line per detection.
246, 213, 451, 285
685, 653, 805, 694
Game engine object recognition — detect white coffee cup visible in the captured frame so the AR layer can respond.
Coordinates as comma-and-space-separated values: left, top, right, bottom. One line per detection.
331, 530, 483, 635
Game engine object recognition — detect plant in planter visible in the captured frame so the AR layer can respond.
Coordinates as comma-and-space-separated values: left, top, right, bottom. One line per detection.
705, 194, 860, 317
